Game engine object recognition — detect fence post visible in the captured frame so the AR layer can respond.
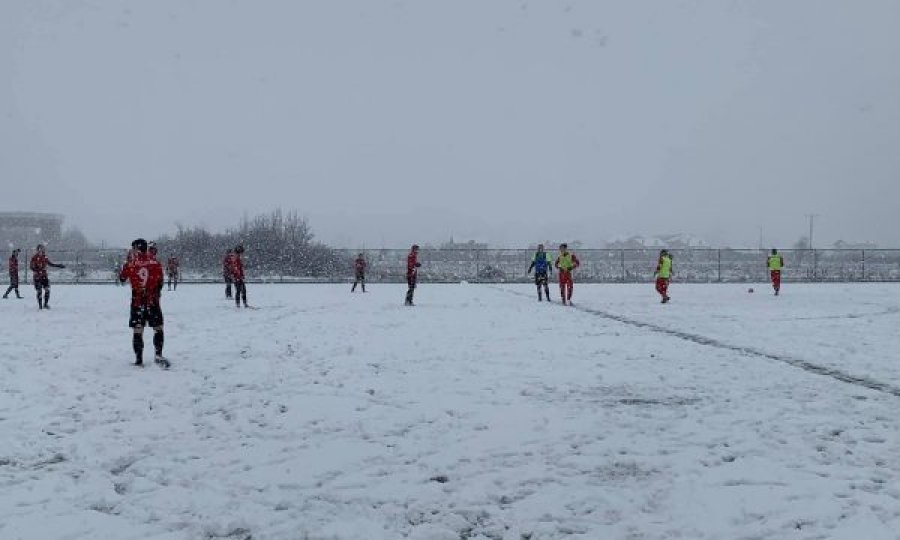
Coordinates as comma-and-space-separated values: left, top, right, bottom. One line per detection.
475, 249, 480, 283
861, 249, 866, 282
717, 249, 722, 283
812, 249, 817, 281
620, 250, 625, 283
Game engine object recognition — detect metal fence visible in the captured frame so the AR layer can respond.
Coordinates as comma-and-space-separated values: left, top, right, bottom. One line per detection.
5, 248, 900, 284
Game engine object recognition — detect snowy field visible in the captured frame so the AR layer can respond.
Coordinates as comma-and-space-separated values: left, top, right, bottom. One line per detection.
2, 283, 900, 540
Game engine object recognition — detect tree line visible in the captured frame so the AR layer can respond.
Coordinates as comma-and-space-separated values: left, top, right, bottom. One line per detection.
153, 210, 346, 278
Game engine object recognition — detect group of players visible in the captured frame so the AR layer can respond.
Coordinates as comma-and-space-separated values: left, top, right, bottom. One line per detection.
113, 239, 248, 368
3, 241, 786, 368
524, 245, 784, 304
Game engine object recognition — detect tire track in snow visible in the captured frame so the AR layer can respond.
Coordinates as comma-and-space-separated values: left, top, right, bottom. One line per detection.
494, 287, 900, 398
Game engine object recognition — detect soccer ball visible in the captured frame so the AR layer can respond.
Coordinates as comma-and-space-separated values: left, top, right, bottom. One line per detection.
748, 288, 754, 293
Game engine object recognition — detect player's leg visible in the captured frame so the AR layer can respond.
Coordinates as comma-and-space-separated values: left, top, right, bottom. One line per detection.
405, 276, 416, 305
559, 272, 567, 304
361, 274, 365, 293
131, 315, 144, 366
535, 273, 542, 300
43, 281, 51, 309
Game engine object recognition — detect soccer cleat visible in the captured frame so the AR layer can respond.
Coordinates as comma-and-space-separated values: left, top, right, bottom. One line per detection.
154, 355, 170, 369
134, 359, 144, 367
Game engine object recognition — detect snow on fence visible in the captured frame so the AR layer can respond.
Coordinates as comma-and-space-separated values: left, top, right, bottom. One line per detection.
7, 248, 900, 284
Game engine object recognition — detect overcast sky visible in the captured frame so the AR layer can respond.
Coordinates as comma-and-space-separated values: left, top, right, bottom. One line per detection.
2, 0, 898, 248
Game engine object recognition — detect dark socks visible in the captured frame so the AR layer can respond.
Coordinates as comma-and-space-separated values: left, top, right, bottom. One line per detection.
153, 331, 164, 356
133, 334, 144, 363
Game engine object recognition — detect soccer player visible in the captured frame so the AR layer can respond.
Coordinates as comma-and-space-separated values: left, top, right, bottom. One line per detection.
166, 255, 179, 291
527, 244, 553, 301
351, 253, 367, 292
29, 244, 65, 310
3, 248, 23, 299
231, 245, 248, 308
118, 238, 169, 368
654, 249, 673, 303
767, 248, 784, 296
223, 249, 234, 298
404, 244, 421, 306
554, 243, 580, 306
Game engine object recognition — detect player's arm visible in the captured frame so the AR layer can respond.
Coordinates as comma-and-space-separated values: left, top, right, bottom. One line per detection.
118, 261, 132, 283
153, 263, 165, 294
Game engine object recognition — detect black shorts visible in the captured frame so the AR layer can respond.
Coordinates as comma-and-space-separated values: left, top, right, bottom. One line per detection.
33, 277, 49, 290
534, 271, 549, 286
129, 304, 164, 328
9, 275, 18, 287
355, 271, 365, 281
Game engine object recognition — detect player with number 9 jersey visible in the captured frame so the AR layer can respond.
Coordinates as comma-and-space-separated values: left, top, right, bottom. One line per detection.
120, 251, 164, 307
119, 239, 168, 367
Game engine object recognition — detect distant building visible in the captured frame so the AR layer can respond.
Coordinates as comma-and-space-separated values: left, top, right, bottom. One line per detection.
0, 212, 63, 249
606, 234, 710, 250
832, 240, 879, 250
440, 237, 489, 250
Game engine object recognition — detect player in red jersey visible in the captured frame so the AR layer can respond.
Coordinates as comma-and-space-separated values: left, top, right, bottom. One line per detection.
3, 248, 23, 299
231, 245, 248, 308
166, 255, 179, 291
351, 253, 367, 292
119, 238, 169, 368
30, 244, 65, 309
554, 243, 580, 305
404, 244, 421, 306
223, 249, 234, 298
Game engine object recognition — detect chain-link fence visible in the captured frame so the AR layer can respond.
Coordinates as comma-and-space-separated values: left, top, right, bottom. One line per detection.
4, 248, 900, 284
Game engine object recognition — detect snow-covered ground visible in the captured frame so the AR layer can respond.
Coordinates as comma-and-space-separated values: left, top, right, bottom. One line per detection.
2, 283, 899, 539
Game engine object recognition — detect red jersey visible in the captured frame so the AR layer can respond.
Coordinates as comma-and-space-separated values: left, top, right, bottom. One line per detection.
119, 252, 164, 307
223, 254, 234, 279
407, 251, 419, 278
230, 253, 245, 281
8, 254, 18, 277
30, 253, 62, 280
354, 257, 367, 273
167, 257, 179, 275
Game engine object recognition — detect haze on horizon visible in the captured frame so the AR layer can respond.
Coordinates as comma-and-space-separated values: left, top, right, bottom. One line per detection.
2, 0, 898, 249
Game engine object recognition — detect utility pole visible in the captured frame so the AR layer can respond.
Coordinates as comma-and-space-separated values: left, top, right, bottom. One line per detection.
805, 214, 819, 250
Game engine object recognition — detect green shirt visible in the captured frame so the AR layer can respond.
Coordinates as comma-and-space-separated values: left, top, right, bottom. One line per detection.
556, 252, 577, 271
768, 255, 783, 271
657, 255, 672, 279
